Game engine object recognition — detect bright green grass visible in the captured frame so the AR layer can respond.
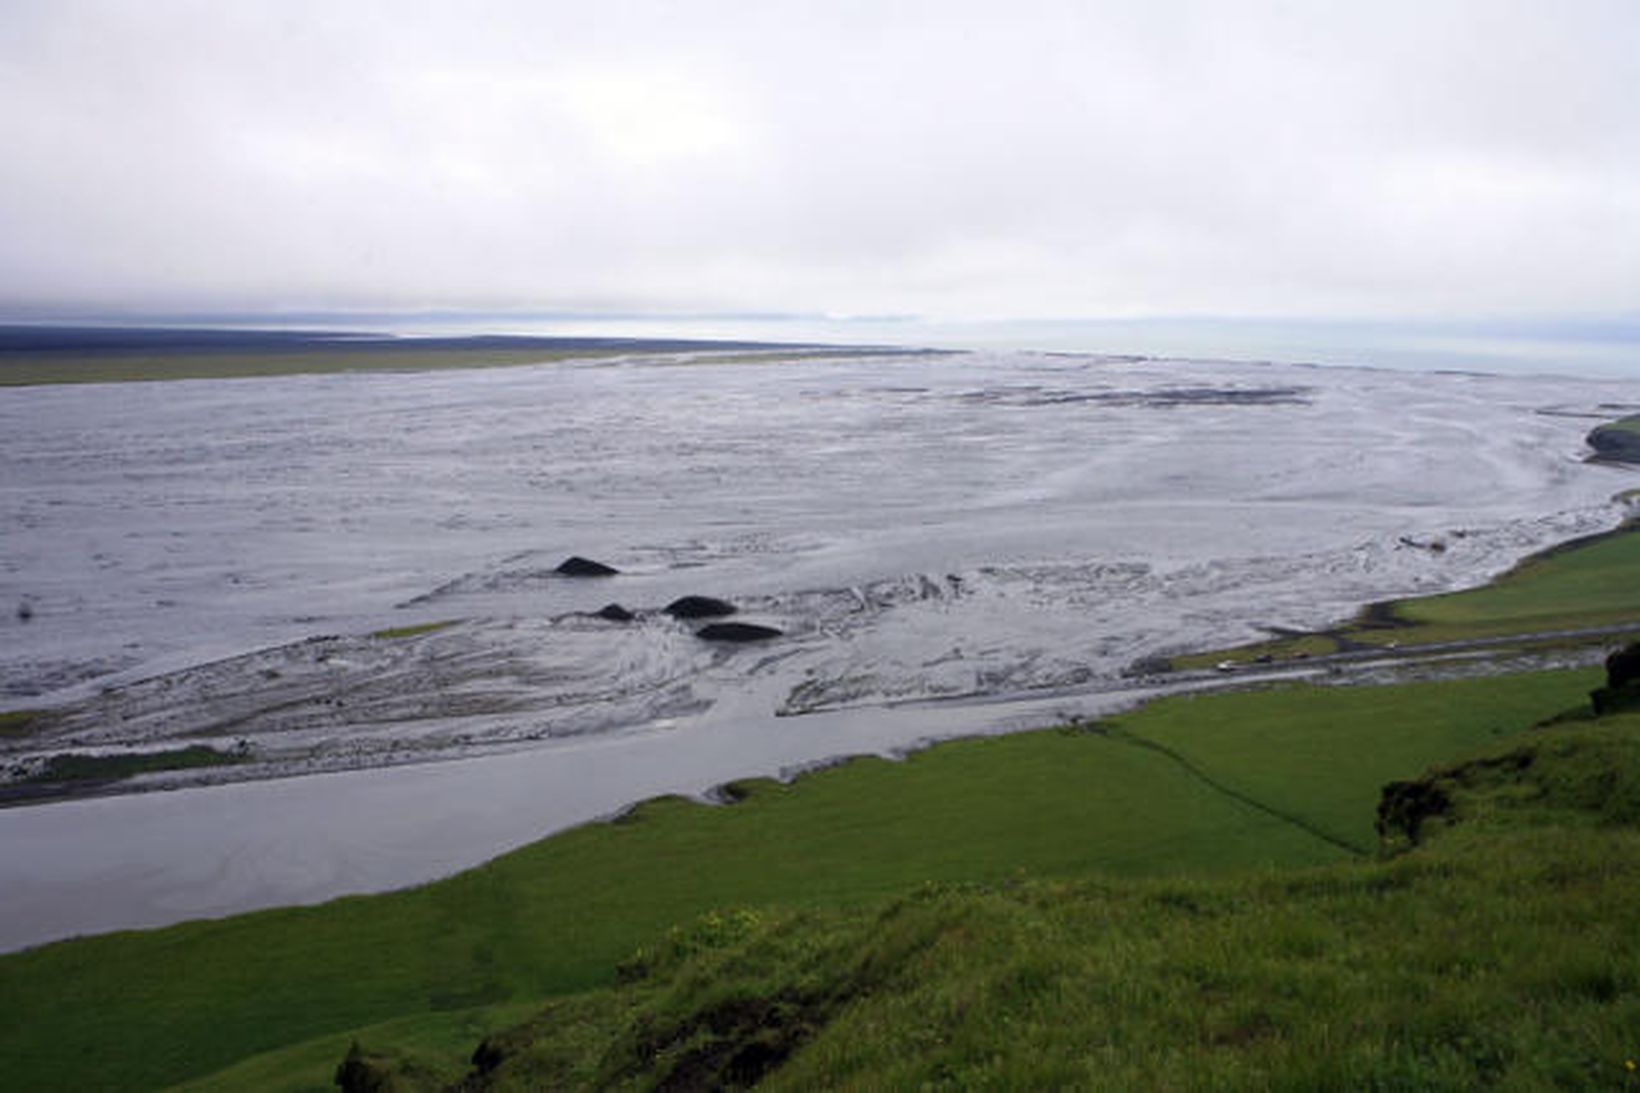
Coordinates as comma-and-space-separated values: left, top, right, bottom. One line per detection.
0, 666, 1599, 1091
369, 620, 459, 640
327, 711, 1640, 1091
1117, 669, 1593, 852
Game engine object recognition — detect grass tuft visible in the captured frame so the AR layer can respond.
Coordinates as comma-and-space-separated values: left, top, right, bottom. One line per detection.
0, 709, 50, 739
369, 619, 459, 640
24, 744, 246, 784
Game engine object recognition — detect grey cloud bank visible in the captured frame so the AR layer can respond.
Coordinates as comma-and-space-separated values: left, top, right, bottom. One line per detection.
1, 1, 1638, 333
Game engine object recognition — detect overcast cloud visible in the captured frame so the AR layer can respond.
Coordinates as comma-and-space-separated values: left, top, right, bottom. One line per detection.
1, 0, 1637, 323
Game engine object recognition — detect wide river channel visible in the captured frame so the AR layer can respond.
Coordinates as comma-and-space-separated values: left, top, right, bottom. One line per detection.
2, 349, 1635, 950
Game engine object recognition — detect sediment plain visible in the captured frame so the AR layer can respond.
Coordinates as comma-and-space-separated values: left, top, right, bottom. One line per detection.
2, 347, 1637, 949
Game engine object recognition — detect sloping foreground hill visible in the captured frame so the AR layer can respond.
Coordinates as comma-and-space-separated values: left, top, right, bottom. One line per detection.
320, 706, 1640, 1091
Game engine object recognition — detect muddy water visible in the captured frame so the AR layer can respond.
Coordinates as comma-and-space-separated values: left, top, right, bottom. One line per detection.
1, 350, 1634, 951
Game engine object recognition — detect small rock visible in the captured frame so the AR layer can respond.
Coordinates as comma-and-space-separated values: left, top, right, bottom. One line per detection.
697, 622, 782, 642
595, 603, 635, 622
555, 556, 619, 577
1376, 778, 1451, 846
664, 595, 738, 619
1607, 642, 1640, 689
1594, 642, 1640, 714
334, 1041, 399, 1093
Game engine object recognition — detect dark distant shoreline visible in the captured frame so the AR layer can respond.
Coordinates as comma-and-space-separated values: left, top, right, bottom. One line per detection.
0, 325, 903, 385
0, 323, 810, 355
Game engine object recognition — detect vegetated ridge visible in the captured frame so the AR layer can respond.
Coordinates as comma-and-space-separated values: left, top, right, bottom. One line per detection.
1588, 413, 1640, 463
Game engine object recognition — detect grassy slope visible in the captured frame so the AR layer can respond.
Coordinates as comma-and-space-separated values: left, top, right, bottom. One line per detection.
189, 711, 1640, 1091
0, 668, 1597, 1090
1115, 671, 1573, 853
339, 712, 1640, 1092
1173, 519, 1640, 668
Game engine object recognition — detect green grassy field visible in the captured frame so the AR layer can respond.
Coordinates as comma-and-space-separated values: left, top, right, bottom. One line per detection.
1101, 671, 1566, 853
180, 694, 1640, 1091
436, 713, 1640, 1091
0, 667, 1600, 1090
1173, 519, 1640, 669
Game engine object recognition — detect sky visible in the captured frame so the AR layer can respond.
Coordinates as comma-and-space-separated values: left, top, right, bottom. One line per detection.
1, 1, 1638, 344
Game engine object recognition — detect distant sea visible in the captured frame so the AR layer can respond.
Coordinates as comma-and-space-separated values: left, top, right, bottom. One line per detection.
5, 312, 1636, 379
560, 316, 1640, 379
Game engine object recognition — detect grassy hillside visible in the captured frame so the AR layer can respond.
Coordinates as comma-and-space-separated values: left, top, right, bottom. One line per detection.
0, 668, 1598, 1090
1588, 414, 1640, 462
206, 706, 1640, 1091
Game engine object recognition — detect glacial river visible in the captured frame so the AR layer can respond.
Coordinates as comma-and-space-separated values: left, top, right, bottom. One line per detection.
1, 349, 1635, 951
